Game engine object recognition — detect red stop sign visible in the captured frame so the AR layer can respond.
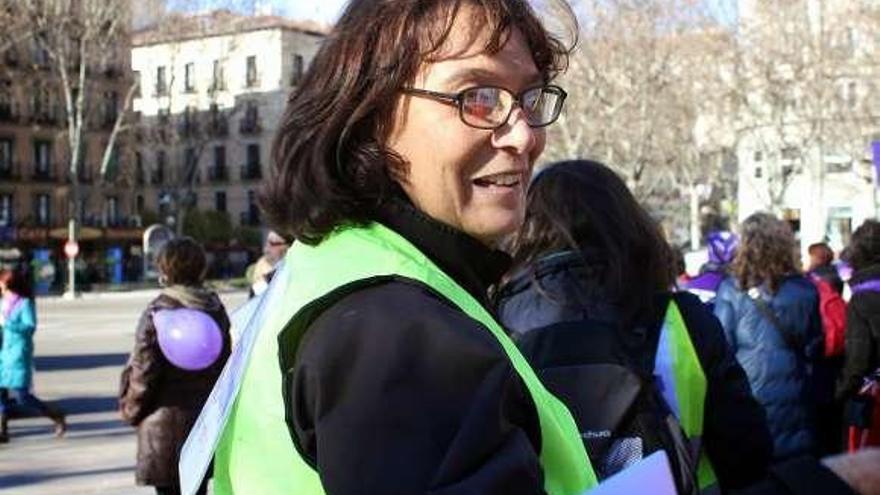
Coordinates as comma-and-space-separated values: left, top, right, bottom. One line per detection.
64, 240, 80, 259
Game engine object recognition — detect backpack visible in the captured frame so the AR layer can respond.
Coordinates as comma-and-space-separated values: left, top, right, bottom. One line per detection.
809, 274, 847, 357
515, 304, 700, 495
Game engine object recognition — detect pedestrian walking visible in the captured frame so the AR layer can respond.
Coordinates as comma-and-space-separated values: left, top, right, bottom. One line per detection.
494, 160, 771, 493
714, 213, 823, 460
0, 268, 66, 443
119, 238, 231, 494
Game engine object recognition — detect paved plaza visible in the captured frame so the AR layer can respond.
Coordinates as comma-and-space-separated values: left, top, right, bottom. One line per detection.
0, 289, 249, 495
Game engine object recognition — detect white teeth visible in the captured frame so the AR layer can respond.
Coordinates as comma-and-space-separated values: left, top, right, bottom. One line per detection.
475, 172, 521, 187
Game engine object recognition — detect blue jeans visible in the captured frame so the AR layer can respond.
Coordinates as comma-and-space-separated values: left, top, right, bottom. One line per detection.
0, 388, 52, 417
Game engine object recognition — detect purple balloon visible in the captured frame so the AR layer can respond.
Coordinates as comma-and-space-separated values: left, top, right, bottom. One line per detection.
153, 308, 222, 371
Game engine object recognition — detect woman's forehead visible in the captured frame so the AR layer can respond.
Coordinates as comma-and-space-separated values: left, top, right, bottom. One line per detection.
415, 25, 540, 89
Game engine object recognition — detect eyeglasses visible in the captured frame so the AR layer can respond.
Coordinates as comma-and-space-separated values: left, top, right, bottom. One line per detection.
401, 84, 567, 130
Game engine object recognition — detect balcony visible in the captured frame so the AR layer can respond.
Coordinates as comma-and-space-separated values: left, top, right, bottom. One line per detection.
208, 118, 229, 137
0, 107, 17, 123
31, 111, 59, 127
31, 168, 54, 182
151, 172, 165, 186
239, 118, 261, 135
0, 163, 20, 181
209, 166, 228, 182
240, 164, 262, 181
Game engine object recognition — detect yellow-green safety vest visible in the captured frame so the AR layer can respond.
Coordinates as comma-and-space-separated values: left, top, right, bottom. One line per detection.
214, 223, 598, 495
654, 300, 719, 491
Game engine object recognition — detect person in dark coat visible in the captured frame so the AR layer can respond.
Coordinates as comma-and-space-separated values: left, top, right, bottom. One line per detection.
837, 221, 880, 403
714, 213, 823, 460
495, 160, 772, 492
119, 238, 231, 495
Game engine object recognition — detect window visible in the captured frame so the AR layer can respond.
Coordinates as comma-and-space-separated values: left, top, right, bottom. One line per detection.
31, 86, 52, 122
33, 140, 51, 176
211, 60, 226, 91
781, 146, 799, 161
244, 144, 261, 180
290, 54, 304, 86
754, 167, 763, 179
135, 152, 144, 185
133, 70, 141, 97
103, 91, 118, 127
0, 138, 12, 171
154, 150, 166, 185
247, 144, 260, 167
214, 145, 226, 170
0, 193, 12, 227
185, 147, 198, 184
156, 66, 167, 96
754, 150, 763, 162
184, 62, 196, 92
0, 81, 13, 119
107, 196, 119, 226
847, 82, 857, 109
245, 189, 259, 224
34, 193, 50, 226
136, 194, 145, 215
826, 161, 852, 174
245, 56, 257, 87
215, 191, 227, 212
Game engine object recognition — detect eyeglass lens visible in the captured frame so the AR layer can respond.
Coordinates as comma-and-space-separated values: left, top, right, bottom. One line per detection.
460, 87, 561, 129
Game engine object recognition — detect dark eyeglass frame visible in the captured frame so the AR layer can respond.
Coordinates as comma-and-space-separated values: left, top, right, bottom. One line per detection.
401, 84, 567, 130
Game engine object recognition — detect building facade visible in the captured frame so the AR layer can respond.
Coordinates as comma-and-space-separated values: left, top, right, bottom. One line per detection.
130, 12, 324, 237
0, 22, 137, 290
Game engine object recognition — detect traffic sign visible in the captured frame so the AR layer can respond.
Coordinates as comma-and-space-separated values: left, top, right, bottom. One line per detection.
64, 240, 80, 259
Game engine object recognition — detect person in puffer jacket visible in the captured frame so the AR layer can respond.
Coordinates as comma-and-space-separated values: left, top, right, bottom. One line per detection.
714, 213, 823, 460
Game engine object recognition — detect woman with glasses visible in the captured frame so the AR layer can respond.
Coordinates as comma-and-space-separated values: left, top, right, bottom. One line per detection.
212, 1, 593, 494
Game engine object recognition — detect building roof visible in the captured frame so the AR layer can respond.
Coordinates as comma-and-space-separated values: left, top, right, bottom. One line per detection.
132, 10, 328, 47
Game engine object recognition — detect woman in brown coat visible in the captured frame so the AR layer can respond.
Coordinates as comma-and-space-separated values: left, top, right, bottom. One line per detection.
119, 238, 231, 495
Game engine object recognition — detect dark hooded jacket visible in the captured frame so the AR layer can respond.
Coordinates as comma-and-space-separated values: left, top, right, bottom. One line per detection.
837, 265, 880, 401
714, 276, 822, 460
494, 251, 772, 491
119, 287, 231, 487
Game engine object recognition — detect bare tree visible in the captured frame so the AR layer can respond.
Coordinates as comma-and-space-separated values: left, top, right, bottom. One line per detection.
547, 0, 730, 247
729, 0, 880, 248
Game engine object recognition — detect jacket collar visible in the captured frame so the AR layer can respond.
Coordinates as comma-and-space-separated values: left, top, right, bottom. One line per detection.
376, 197, 512, 306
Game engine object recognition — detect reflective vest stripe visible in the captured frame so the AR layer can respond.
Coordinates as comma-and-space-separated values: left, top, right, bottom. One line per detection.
654, 299, 719, 490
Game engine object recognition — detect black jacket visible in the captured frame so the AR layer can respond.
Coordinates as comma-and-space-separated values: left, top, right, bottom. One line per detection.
837, 265, 880, 400
494, 251, 773, 490
281, 202, 548, 495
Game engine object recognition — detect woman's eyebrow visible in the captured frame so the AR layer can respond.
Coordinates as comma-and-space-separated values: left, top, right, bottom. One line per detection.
440, 67, 543, 89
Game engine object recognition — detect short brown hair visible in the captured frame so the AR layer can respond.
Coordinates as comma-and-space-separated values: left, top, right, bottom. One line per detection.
157, 237, 207, 286
732, 213, 799, 293
262, 0, 575, 245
